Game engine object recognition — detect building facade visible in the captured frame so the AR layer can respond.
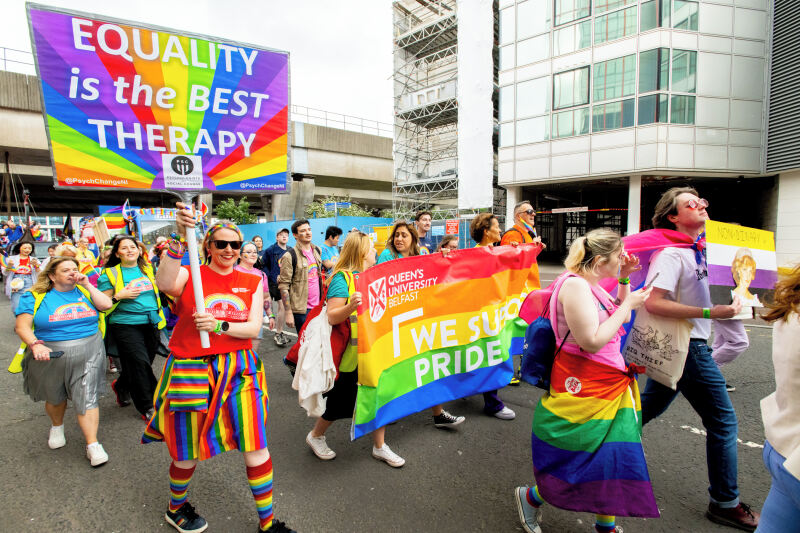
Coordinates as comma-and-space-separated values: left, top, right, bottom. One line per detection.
496, 0, 796, 264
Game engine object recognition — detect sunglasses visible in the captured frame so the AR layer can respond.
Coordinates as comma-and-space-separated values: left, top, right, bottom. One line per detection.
211, 240, 242, 250
524, 209, 536, 215
685, 198, 709, 210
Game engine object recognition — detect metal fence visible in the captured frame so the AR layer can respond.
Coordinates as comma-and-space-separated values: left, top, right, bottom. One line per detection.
0, 47, 35, 74
291, 105, 393, 138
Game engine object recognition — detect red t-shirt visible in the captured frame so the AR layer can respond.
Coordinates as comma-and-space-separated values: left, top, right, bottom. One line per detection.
169, 265, 262, 358
15, 257, 31, 275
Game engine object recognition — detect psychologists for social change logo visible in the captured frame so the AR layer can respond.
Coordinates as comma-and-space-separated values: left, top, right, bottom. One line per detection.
162, 154, 203, 190
368, 277, 387, 322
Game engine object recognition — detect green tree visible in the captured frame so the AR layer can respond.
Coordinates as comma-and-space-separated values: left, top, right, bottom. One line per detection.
214, 197, 256, 225
304, 195, 372, 219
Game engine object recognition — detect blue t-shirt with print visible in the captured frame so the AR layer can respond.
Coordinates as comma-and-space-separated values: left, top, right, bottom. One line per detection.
97, 266, 159, 324
418, 234, 433, 255
320, 243, 340, 274
16, 288, 99, 341
327, 271, 358, 300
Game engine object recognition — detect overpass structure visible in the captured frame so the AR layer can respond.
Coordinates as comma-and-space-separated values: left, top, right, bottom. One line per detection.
0, 69, 393, 219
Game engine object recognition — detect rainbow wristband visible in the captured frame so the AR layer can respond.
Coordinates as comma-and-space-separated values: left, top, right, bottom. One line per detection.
702, 308, 711, 319
165, 246, 183, 260
618, 277, 630, 285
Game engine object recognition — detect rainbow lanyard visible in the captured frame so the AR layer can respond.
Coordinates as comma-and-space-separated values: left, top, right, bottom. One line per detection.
521, 220, 537, 238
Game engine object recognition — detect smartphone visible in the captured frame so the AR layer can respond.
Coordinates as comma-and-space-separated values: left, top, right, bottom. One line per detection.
644, 272, 661, 290
48, 351, 65, 359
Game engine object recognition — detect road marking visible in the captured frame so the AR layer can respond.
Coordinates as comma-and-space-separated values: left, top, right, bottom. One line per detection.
680, 425, 764, 448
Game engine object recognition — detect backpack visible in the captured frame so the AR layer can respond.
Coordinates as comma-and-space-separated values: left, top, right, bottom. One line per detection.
519, 274, 573, 390
284, 271, 355, 379
286, 245, 324, 294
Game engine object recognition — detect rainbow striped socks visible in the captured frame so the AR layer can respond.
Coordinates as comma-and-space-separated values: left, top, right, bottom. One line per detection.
247, 458, 274, 531
526, 485, 544, 508
595, 514, 617, 532
168, 462, 196, 512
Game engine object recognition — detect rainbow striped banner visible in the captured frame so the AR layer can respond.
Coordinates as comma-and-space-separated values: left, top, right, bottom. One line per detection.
352, 244, 541, 439
28, 5, 289, 193
100, 205, 126, 230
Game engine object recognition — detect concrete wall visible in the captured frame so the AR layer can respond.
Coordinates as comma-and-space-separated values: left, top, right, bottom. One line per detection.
0, 72, 41, 112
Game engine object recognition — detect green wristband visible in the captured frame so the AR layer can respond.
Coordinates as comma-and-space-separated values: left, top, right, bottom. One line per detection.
618, 277, 630, 285
213, 320, 222, 333
702, 308, 711, 319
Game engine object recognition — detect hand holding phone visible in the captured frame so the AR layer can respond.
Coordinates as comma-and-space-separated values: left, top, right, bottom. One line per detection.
644, 272, 661, 290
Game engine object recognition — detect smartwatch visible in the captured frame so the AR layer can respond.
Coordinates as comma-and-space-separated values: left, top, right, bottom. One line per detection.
111, 296, 119, 304
220, 321, 230, 332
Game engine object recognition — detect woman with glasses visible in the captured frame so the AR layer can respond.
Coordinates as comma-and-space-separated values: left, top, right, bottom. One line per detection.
97, 236, 166, 420
144, 205, 294, 533
235, 241, 275, 353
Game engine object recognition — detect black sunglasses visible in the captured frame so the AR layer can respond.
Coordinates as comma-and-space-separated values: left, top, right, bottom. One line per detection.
524, 209, 536, 215
211, 240, 242, 250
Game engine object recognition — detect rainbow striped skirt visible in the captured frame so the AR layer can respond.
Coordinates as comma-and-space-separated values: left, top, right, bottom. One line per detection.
142, 349, 269, 462
531, 351, 659, 518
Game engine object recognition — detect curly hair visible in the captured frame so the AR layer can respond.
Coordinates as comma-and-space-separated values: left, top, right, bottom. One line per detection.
762, 264, 800, 323
470, 213, 496, 243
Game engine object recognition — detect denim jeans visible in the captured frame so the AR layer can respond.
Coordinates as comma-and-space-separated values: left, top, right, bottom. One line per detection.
755, 441, 800, 533
641, 339, 739, 504
293, 310, 309, 333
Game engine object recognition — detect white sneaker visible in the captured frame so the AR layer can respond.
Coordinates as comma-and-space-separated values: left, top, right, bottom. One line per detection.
86, 442, 109, 466
372, 444, 405, 468
48, 425, 66, 449
306, 431, 336, 460
494, 406, 516, 420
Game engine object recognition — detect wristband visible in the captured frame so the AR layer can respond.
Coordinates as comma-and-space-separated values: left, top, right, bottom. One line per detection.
213, 320, 223, 334
702, 308, 711, 319
618, 277, 630, 285
32, 339, 44, 346
165, 245, 184, 260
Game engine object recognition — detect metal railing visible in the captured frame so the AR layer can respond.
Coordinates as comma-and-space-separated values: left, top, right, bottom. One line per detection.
291, 105, 393, 138
0, 47, 35, 74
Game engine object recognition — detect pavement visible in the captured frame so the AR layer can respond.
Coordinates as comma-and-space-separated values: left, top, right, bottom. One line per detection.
0, 295, 774, 533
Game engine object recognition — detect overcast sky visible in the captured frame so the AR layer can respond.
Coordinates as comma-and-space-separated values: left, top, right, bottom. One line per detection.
1, 0, 395, 125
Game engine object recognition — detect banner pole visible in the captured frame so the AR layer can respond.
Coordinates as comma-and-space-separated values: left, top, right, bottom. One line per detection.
178, 191, 210, 349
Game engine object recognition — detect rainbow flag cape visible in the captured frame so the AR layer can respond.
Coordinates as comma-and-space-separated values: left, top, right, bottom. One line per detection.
352, 244, 541, 439
30, 227, 43, 241
532, 351, 660, 518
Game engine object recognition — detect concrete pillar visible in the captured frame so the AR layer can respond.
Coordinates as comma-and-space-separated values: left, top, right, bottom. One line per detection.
504, 185, 521, 231
626, 175, 642, 236
775, 170, 800, 267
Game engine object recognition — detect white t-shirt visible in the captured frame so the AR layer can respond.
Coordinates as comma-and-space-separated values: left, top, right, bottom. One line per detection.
647, 247, 711, 340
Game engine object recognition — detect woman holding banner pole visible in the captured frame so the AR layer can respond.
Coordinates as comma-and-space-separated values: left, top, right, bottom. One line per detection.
376, 221, 466, 428
305, 231, 407, 467
144, 204, 294, 533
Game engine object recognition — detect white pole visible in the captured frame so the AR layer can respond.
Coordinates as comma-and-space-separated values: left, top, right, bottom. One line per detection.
179, 193, 210, 349
627, 175, 642, 236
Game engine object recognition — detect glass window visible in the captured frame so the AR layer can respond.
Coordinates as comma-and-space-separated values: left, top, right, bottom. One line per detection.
555, 0, 591, 26
638, 93, 669, 124
553, 67, 590, 110
639, 48, 669, 93
517, 116, 550, 144
48, 216, 64, 225
517, 77, 550, 117
640, 0, 669, 31
500, 7, 515, 44
518, 0, 550, 39
500, 122, 515, 147
670, 95, 695, 124
500, 45, 515, 70
592, 98, 635, 131
673, 0, 698, 31
552, 107, 591, 138
553, 20, 592, 56
500, 85, 514, 122
595, 5, 637, 44
671, 49, 697, 93
593, 54, 636, 102
594, 0, 635, 15
517, 34, 550, 66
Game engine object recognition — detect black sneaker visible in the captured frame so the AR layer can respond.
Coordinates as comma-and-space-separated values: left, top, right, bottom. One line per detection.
165, 502, 208, 533
111, 379, 131, 407
433, 409, 466, 428
261, 519, 296, 533
726, 382, 736, 392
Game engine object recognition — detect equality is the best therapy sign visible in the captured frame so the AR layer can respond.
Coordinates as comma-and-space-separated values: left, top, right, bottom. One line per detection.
27, 4, 290, 193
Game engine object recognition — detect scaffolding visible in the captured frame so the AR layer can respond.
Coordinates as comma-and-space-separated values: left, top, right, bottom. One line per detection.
392, 0, 503, 221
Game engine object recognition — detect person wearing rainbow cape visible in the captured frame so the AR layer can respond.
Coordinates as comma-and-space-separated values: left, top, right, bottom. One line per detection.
143, 206, 294, 533
515, 228, 659, 533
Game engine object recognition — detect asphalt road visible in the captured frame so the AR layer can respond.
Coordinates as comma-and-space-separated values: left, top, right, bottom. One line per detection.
0, 295, 774, 533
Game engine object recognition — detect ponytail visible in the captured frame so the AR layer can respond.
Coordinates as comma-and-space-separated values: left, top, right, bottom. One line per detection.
564, 229, 622, 275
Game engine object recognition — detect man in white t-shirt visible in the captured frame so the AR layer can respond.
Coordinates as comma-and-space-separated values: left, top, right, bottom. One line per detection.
642, 187, 759, 531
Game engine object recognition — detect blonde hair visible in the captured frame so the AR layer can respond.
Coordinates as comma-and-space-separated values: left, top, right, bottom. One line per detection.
328, 231, 373, 285
731, 248, 756, 284
30, 257, 80, 294
54, 243, 78, 257
762, 264, 800, 323
564, 228, 622, 275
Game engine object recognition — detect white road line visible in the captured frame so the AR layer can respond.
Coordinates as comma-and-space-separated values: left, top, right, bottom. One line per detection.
680, 425, 764, 449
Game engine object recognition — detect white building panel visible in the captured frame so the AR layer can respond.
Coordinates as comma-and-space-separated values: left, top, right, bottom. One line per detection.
498, 160, 514, 184
734, 8, 769, 40
729, 129, 762, 147
731, 56, 766, 99
551, 136, 590, 155
551, 152, 589, 177
591, 130, 636, 150
669, 126, 695, 143
698, 36, 732, 54
667, 143, 695, 168
592, 146, 635, 174
728, 146, 761, 171
697, 53, 732, 97
733, 39, 766, 57
699, 4, 734, 36
515, 157, 550, 181
696, 128, 729, 145
729, 100, 764, 130
695, 145, 728, 169
636, 144, 658, 168
695, 97, 730, 128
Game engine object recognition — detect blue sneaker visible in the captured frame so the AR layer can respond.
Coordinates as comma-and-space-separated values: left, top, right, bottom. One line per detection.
514, 486, 543, 533
165, 502, 208, 533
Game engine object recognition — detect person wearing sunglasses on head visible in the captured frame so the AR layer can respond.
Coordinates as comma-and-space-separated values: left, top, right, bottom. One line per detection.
145, 205, 294, 533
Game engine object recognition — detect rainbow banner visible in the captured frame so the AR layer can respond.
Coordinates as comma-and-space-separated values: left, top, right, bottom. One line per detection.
352, 244, 541, 439
100, 205, 126, 230
28, 5, 289, 193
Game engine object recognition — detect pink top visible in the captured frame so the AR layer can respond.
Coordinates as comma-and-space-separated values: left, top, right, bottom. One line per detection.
234, 264, 269, 293
551, 273, 627, 372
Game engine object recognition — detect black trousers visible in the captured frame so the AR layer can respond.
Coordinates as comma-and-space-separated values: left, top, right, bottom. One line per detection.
110, 323, 159, 415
